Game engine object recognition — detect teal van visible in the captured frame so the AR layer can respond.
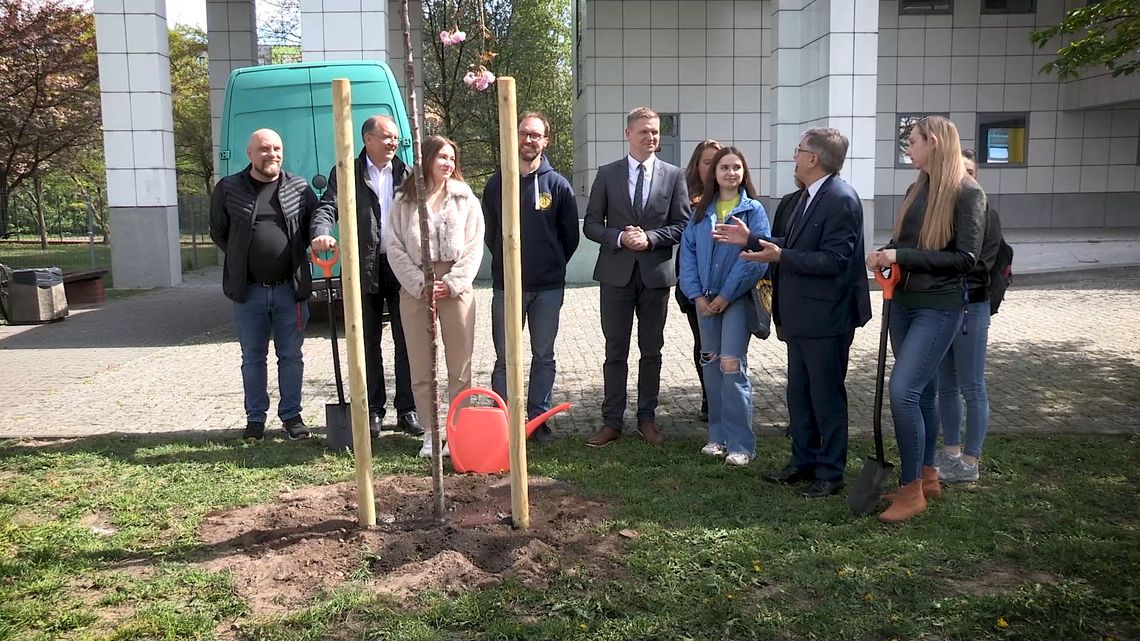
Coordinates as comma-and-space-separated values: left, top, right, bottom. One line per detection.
219, 60, 413, 279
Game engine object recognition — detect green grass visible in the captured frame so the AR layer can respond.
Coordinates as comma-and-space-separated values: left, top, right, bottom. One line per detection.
0, 433, 1136, 641
0, 242, 217, 287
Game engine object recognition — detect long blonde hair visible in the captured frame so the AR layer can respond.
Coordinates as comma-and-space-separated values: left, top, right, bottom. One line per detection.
895, 116, 966, 250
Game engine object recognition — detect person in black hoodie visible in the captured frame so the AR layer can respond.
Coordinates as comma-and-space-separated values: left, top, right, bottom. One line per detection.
482, 112, 580, 443
210, 129, 318, 442
311, 115, 423, 439
866, 116, 986, 523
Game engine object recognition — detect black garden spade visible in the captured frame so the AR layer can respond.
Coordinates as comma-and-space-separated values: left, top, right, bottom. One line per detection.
849, 265, 902, 516
311, 247, 353, 450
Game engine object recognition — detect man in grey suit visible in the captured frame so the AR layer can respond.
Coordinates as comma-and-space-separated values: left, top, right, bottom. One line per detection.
583, 107, 691, 447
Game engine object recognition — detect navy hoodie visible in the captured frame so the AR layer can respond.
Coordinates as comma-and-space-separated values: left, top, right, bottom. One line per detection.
482, 155, 580, 290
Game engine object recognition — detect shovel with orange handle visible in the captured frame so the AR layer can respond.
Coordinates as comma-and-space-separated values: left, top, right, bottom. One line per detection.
848, 265, 902, 516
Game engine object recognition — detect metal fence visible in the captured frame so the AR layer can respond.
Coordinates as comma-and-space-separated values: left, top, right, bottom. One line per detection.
0, 190, 217, 285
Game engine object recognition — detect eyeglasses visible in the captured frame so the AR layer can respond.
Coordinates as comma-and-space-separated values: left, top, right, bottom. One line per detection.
793, 146, 817, 158
520, 132, 546, 142
366, 133, 400, 143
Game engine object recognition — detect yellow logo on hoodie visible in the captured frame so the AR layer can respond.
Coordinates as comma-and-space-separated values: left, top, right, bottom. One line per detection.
538, 192, 553, 210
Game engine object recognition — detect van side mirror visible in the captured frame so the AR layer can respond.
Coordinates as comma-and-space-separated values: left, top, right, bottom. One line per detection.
312, 174, 328, 190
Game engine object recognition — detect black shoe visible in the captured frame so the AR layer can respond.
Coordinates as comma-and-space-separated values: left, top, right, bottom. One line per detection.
800, 479, 845, 498
397, 411, 424, 436
369, 413, 383, 438
242, 421, 265, 441
531, 422, 556, 445
764, 465, 814, 484
282, 416, 311, 440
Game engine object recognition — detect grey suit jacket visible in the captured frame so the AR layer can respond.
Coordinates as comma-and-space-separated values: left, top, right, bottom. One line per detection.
583, 157, 690, 288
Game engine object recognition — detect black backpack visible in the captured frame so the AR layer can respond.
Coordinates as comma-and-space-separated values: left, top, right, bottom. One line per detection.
989, 239, 1013, 315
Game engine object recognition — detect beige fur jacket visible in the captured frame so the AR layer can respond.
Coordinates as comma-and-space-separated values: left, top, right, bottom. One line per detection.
387, 179, 485, 298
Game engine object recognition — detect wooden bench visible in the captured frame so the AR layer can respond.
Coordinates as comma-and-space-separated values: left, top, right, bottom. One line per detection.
63, 269, 109, 305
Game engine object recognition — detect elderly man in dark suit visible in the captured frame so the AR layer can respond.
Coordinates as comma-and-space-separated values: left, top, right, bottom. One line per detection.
715, 128, 871, 497
583, 107, 691, 447
310, 114, 422, 439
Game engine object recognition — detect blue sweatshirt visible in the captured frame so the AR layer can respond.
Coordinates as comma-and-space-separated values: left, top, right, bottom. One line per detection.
482, 155, 580, 290
679, 189, 770, 304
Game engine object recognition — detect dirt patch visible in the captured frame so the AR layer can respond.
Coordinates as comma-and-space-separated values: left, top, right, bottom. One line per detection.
945, 566, 1059, 596
195, 474, 623, 616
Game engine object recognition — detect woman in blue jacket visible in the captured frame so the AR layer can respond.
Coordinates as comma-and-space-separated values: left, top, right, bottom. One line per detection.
679, 147, 770, 466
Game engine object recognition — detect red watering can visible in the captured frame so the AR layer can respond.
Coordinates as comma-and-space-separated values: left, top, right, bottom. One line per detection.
446, 387, 571, 474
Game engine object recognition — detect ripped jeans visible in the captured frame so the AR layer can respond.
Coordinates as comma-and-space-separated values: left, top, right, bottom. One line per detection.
697, 296, 755, 457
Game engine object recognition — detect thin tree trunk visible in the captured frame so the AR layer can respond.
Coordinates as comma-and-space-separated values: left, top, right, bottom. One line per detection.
0, 183, 9, 239
33, 175, 47, 250
401, 0, 445, 520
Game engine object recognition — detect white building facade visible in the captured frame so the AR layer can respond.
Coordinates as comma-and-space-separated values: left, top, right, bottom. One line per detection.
573, 0, 1140, 236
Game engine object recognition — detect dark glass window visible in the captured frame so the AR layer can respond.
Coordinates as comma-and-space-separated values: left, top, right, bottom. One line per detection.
982, 0, 1036, 14
900, 0, 953, 14
978, 114, 1029, 164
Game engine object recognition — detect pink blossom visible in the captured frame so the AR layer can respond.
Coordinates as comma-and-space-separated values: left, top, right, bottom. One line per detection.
451, 30, 467, 43
439, 30, 453, 45
463, 71, 477, 87
472, 68, 495, 91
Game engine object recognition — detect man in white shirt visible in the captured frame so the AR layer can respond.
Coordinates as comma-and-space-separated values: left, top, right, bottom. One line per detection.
311, 115, 422, 438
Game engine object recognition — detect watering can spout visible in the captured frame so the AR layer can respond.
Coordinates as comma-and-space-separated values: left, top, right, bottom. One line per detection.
525, 402, 572, 437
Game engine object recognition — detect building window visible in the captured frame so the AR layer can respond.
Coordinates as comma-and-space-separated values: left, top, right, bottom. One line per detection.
982, 0, 1036, 13
900, 0, 953, 14
896, 113, 949, 166
978, 114, 1029, 164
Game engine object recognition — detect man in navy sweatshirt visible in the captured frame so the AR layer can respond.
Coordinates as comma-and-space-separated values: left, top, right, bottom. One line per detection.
482, 112, 581, 443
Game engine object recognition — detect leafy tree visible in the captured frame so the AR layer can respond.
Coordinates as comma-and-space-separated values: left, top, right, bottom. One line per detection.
0, 0, 101, 238
169, 25, 213, 196
423, 0, 572, 188
1031, 0, 1140, 79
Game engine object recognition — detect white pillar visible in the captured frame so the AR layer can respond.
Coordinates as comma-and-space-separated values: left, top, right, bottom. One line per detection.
206, 0, 257, 181
301, 0, 389, 61
94, 0, 181, 288
771, 0, 878, 242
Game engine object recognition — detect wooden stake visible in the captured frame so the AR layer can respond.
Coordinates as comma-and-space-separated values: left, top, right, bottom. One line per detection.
496, 76, 529, 530
331, 78, 376, 528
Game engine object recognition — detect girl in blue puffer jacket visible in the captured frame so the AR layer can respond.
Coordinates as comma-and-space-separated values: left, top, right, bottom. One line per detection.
679, 147, 770, 466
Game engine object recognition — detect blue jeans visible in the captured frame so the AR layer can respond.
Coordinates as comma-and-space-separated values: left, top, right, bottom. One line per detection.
698, 297, 755, 457
491, 288, 564, 420
232, 282, 309, 424
937, 300, 991, 458
888, 303, 963, 483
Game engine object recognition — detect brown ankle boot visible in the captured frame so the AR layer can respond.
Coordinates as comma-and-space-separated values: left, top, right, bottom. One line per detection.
883, 465, 943, 503
922, 465, 942, 499
879, 479, 927, 523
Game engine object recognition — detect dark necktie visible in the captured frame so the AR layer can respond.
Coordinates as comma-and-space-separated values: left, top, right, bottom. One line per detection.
633, 163, 645, 215
786, 190, 809, 239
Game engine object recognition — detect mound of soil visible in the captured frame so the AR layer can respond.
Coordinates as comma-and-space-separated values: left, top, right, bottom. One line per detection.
196, 475, 624, 616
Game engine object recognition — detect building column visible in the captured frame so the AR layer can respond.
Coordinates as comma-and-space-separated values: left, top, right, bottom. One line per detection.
301, 0, 389, 61
770, 0, 878, 242
94, 0, 181, 288
206, 0, 257, 181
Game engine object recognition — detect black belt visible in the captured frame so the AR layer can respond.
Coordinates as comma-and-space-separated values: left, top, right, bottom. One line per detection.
250, 277, 289, 287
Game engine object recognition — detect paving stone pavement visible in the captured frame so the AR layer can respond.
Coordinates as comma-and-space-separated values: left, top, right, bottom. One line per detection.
2, 265, 1138, 440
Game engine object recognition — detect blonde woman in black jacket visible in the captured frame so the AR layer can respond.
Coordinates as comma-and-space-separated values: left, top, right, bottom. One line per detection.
866, 116, 986, 523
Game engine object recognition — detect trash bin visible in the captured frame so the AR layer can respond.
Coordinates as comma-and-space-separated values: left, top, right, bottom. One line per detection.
9, 267, 69, 324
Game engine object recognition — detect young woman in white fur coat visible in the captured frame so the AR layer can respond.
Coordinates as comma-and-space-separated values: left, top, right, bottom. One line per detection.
387, 135, 485, 458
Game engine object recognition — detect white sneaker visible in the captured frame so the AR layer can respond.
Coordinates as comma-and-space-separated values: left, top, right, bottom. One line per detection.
725, 452, 754, 466
939, 456, 979, 483
933, 449, 960, 471
700, 442, 727, 457
418, 438, 450, 459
